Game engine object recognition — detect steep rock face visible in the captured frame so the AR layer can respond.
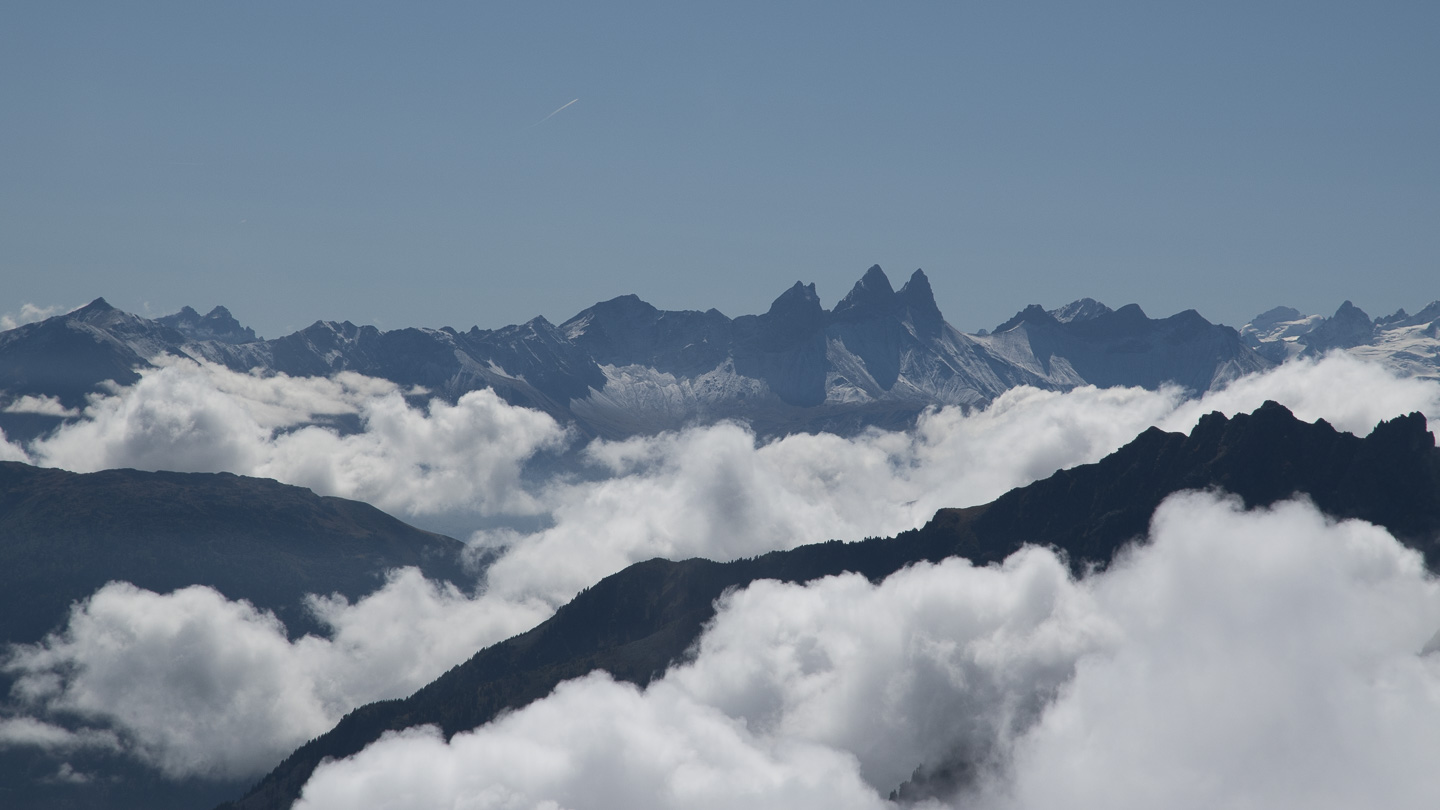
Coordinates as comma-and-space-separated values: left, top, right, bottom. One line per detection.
224, 402, 1440, 810
730, 281, 829, 407
826, 266, 907, 391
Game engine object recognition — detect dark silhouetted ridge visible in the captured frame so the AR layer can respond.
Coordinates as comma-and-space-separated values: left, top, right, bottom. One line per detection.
0, 462, 468, 644
224, 402, 1440, 810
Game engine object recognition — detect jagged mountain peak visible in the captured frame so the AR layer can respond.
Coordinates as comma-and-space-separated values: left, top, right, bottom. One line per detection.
1399, 301, 1440, 328
66, 297, 165, 334
1378, 308, 1410, 326
896, 269, 943, 325
298, 319, 366, 340
1049, 298, 1113, 323
65, 298, 129, 327
0, 277, 1296, 445
766, 281, 823, 318
1334, 300, 1370, 320
992, 304, 1057, 334
516, 314, 561, 336
833, 264, 897, 318
1300, 300, 1375, 353
157, 304, 258, 344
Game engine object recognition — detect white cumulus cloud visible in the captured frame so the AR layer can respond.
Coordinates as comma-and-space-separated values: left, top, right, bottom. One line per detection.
477, 352, 1440, 606
22, 357, 568, 519
295, 492, 1440, 810
2, 570, 549, 779
3, 352, 1438, 786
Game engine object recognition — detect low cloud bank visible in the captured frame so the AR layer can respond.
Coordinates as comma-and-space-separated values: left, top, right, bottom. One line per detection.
3, 352, 1435, 572
1, 352, 1438, 782
477, 352, 1440, 605
295, 493, 1440, 810
21, 357, 568, 519
2, 570, 549, 779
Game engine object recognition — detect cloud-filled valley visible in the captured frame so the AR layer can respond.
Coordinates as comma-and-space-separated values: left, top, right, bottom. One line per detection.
1, 350, 1439, 801
295, 493, 1440, 809
9, 3, 1440, 805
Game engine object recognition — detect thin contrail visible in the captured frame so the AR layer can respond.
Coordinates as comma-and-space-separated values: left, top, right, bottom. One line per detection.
529, 98, 579, 128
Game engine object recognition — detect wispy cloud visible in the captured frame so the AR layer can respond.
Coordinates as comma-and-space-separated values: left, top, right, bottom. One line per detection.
0, 302, 69, 332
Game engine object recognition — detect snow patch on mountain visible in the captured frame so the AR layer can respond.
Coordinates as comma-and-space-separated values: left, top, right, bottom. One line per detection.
1243, 300, 1440, 379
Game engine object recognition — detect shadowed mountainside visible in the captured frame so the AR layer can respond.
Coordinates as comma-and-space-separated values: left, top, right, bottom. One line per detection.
224, 401, 1440, 809
0, 462, 468, 645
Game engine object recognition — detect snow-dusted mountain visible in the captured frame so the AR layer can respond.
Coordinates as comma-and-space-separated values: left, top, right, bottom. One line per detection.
1, 266, 1270, 440
155, 305, 257, 344
975, 300, 1268, 395
560, 267, 1073, 435
1241, 300, 1440, 379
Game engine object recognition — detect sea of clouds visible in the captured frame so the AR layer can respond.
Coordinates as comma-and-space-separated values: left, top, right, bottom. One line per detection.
2, 351, 1439, 802
295, 493, 1440, 810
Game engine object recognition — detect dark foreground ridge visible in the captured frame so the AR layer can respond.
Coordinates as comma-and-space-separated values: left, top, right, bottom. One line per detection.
224, 401, 1440, 810
0, 462, 468, 644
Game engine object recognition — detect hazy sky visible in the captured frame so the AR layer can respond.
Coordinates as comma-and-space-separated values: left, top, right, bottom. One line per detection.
3, 2, 1436, 338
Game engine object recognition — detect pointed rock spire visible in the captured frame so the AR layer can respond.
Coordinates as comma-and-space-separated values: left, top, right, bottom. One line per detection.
754, 281, 826, 349
833, 265, 897, 319
1300, 300, 1375, 352
896, 269, 943, 326
766, 281, 823, 319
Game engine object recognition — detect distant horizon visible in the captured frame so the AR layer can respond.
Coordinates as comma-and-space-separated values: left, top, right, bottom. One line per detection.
4, 4, 1435, 343
6, 265, 1429, 342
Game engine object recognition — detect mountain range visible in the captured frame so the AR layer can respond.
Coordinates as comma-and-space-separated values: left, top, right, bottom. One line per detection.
220, 400, 1440, 810
3, 271, 1440, 808
1241, 299, 1440, 378
1, 266, 1275, 443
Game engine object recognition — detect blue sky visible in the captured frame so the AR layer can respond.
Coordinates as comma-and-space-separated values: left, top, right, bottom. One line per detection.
3, 2, 1436, 337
